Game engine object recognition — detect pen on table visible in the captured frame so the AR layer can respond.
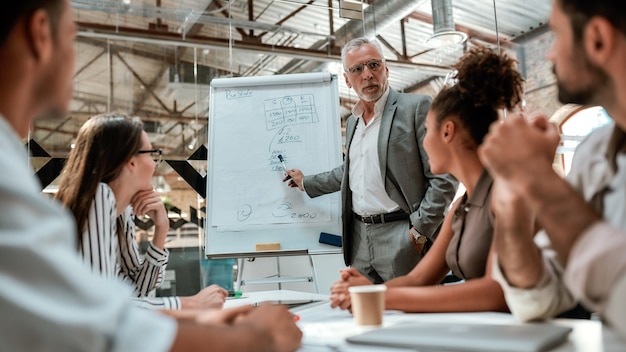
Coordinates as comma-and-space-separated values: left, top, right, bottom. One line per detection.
277, 154, 292, 180
226, 290, 243, 299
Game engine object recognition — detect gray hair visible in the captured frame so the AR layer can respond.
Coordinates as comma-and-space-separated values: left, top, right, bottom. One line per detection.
341, 37, 386, 71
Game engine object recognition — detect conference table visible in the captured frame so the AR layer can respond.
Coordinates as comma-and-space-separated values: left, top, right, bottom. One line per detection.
224, 290, 625, 351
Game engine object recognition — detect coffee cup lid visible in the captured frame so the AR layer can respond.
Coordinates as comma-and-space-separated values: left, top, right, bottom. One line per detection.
348, 284, 387, 293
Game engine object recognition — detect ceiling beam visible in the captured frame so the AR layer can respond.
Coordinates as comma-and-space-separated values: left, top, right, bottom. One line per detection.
76, 36, 176, 64
115, 52, 173, 113
74, 48, 106, 78
38, 117, 73, 142
211, 0, 249, 38
258, 0, 315, 38
33, 125, 77, 136
376, 35, 403, 60
69, 91, 209, 124
76, 22, 452, 76
61, 110, 208, 125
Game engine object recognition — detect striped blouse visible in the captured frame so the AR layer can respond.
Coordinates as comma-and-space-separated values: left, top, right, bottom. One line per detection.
78, 183, 181, 310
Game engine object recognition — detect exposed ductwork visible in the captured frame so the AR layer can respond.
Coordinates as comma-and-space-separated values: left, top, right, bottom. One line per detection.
432, 0, 456, 34
277, 0, 427, 75
426, 0, 467, 47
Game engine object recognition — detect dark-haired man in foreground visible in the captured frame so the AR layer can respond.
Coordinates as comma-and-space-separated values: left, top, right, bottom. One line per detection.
480, 0, 626, 339
0, 0, 301, 350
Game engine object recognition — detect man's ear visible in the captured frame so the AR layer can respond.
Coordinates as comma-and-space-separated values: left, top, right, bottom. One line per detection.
583, 16, 616, 66
343, 72, 352, 89
25, 9, 53, 63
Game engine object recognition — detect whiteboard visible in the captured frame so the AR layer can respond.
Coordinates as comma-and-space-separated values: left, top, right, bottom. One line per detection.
205, 72, 343, 257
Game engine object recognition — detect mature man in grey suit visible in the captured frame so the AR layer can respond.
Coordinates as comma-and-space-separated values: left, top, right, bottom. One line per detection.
286, 37, 457, 283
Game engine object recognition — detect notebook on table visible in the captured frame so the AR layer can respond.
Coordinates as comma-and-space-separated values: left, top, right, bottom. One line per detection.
346, 322, 572, 352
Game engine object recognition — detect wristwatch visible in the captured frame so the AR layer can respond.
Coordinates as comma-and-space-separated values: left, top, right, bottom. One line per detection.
409, 227, 427, 245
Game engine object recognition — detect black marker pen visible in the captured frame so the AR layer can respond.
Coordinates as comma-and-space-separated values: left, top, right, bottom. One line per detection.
277, 154, 292, 180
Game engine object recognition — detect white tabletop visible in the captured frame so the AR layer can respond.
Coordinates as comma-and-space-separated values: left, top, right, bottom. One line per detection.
224, 289, 330, 308
224, 290, 625, 352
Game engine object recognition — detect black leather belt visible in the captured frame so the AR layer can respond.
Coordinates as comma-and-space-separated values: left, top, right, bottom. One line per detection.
353, 210, 409, 224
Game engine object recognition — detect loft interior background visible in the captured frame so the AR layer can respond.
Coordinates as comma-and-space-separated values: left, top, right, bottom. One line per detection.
34, 0, 552, 160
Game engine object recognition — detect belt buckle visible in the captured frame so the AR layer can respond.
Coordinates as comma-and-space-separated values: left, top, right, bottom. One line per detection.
362, 215, 375, 224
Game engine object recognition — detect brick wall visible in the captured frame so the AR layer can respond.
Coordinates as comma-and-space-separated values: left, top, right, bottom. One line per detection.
409, 30, 563, 119
521, 31, 563, 118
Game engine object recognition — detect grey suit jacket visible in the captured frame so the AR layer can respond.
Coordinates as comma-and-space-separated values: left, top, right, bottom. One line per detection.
303, 88, 458, 265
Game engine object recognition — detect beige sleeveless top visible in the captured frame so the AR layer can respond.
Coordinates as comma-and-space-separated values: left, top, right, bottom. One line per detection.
446, 170, 494, 280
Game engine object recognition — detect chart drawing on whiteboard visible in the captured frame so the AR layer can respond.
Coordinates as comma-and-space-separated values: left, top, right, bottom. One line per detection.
264, 94, 319, 131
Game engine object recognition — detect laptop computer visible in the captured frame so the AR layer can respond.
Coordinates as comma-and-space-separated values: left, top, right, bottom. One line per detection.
253, 299, 325, 309
346, 322, 572, 352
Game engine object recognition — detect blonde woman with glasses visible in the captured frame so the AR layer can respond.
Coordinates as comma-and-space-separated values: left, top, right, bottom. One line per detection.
56, 113, 227, 311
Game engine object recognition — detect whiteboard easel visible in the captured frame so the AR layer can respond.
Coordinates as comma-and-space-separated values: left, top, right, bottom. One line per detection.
206, 72, 343, 288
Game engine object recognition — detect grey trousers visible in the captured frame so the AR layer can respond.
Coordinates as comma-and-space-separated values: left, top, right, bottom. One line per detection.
350, 219, 422, 283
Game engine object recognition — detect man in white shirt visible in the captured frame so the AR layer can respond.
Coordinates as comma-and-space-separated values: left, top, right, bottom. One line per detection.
286, 38, 457, 283
0, 1, 301, 351
479, 0, 626, 339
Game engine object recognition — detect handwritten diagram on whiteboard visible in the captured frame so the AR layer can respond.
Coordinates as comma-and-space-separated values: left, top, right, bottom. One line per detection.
209, 81, 339, 229
264, 95, 319, 130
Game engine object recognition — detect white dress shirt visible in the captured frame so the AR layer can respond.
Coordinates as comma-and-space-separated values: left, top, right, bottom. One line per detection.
0, 116, 176, 351
349, 87, 401, 216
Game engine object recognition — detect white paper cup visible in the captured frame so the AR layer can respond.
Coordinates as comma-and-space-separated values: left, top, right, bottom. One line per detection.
348, 285, 387, 326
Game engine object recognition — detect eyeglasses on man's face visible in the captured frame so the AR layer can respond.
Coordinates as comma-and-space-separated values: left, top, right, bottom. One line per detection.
346, 59, 383, 76
137, 149, 163, 164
